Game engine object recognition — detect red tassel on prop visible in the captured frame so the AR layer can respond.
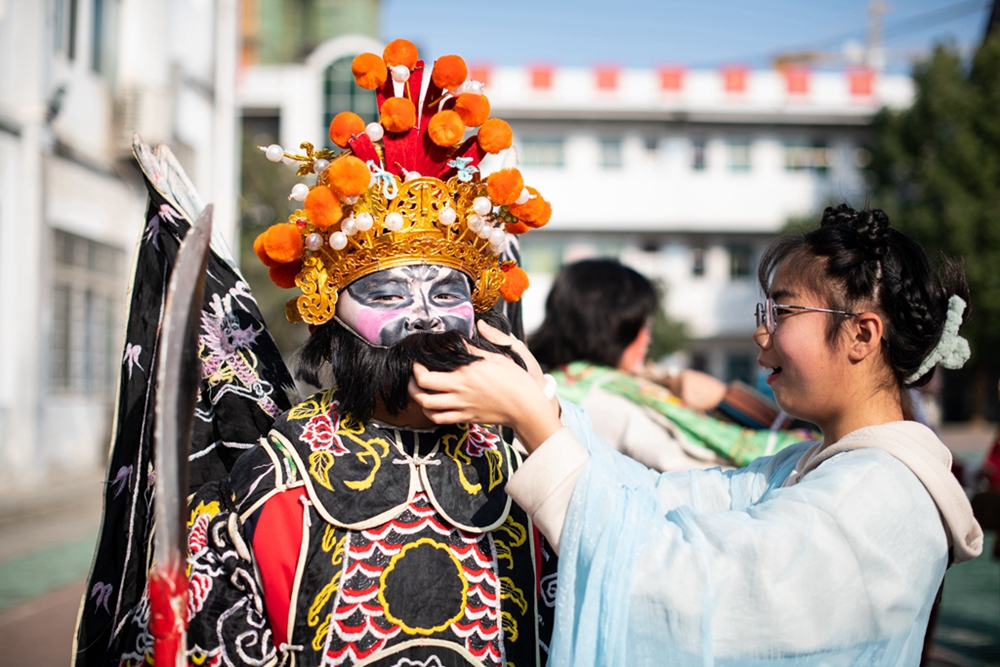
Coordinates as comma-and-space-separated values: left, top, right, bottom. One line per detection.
149, 564, 188, 667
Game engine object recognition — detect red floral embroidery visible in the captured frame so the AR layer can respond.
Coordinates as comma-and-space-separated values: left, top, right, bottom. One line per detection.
188, 513, 211, 554
187, 571, 212, 620
464, 424, 499, 457
302, 412, 349, 455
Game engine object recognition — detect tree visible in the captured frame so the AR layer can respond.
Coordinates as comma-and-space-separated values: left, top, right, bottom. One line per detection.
867, 34, 1000, 418
648, 306, 689, 362
238, 130, 310, 357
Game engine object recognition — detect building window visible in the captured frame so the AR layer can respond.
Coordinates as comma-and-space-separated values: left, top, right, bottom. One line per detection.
599, 138, 623, 168
644, 136, 659, 154
784, 142, 831, 175
691, 139, 707, 170
323, 56, 378, 145
726, 354, 753, 384
727, 139, 751, 172
520, 138, 565, 168
729, 245, 752, 278
90, 0, 119, 76
691, 246, 706, 277
54, 0, 79, 60
50, 230, 123, 394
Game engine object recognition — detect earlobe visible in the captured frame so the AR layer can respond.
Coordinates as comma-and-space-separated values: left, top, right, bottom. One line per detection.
848, 312, 885, 362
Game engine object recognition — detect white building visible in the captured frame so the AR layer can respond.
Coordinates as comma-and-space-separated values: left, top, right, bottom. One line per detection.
485, 64, 913, 380
0, 0, 240, 491
238, 41, 913, 383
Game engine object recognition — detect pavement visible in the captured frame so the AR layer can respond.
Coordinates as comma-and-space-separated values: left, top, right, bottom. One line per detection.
0, 471, 103, 667
0, 425, 997, 666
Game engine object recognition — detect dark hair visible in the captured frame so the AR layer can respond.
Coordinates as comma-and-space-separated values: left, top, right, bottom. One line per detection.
295, 309, 524, 422
758, 204, 969, 388
529, 259, 658, 370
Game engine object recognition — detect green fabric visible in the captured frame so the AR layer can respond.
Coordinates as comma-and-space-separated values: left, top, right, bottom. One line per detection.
551, 362, 806, 467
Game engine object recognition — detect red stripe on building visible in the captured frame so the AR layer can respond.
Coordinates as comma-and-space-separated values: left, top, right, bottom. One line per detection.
530, 65, 554, 90
722, 66, 748, 93
594, 65, 619, 91
658, 66, 684, 92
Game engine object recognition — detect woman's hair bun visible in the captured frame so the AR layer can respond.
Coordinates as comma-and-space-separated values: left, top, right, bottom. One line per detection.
820, 204, 889, 259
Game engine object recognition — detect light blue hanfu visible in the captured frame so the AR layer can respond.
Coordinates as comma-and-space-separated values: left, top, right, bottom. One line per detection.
547, 402, 964, 667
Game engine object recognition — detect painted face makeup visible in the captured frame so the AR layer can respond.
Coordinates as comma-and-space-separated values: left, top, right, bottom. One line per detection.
336, 265, 475, 346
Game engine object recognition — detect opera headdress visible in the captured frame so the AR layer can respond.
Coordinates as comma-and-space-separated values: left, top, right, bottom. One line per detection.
252, 38, 551, 325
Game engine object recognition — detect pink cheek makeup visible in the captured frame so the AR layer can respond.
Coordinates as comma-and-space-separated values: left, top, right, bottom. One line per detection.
441, 302, 475, 319
352, 308, 407, 344
350, 301, 476, 345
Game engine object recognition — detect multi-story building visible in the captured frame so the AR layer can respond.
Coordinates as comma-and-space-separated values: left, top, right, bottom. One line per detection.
0, 0, 240, 491
238, 42, 914, 383
485, 64, 913, 380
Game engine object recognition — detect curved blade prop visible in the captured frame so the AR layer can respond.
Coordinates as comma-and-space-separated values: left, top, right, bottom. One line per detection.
150, 204, 212, 667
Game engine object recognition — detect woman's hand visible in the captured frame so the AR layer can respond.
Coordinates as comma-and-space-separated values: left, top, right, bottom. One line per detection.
476, 320, 546, 385
408, 322, 562, 452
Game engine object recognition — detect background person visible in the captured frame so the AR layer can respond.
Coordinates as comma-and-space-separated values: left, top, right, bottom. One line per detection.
530, 258, 805, 470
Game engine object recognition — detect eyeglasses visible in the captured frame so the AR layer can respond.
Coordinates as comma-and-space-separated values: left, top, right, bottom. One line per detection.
755, 298, 859, 334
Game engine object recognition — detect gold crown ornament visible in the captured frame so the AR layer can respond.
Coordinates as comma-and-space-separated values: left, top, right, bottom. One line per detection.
253, 39, 552, 325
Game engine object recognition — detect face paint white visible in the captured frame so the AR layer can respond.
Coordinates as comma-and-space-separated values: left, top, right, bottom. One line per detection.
337, 265, 475, 346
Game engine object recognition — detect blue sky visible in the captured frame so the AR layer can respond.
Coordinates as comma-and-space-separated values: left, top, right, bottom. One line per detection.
380, 0, 993, 73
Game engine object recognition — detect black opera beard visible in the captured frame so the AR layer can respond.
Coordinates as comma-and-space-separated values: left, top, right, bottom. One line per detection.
295, 309, 525, 423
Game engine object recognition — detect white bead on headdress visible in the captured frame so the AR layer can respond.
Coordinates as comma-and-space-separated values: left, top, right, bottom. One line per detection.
905, 295, 971, 384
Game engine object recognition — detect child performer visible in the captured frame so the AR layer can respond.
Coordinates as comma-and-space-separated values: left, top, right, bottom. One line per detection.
409, 205, 983, 666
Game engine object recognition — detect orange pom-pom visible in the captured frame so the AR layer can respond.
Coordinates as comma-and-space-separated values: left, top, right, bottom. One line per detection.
253, 231, 282, 267
432, 55, 468, 90
262, 224, 303, 264
500, 265, 530, 302
329, 111, 365, 148
269, 261, 302, 289
486, 168, 524, 206
453, 94, 490, 128
327, 156, 371, 198
351, 53, 387, 90
428, 110, 465, 147
380, 97, 416, 133
477, 118, 513, 154
505, 221, 530, 235
383, 39, 418, 69
304, 186, 343, 230
508, 189, 545, 223
526, 199, 552, 228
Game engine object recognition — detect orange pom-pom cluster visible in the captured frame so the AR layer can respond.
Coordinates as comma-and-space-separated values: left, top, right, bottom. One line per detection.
351, 53, 387, 90
380, 97, 416, 133
269, 261, 302, 289
505, 221, 530, 235
500, 265, 530, 302
432, 55, 468, 90
453, 94, 490, 128
486, 169, 524, 206
328, 156, 371, 198
261, 223, 304, 264
507, 186, 551, 228
383, 39, 418, 69
532, 200, 553, 228
507, 192, 542, 221
329, 112, 365, 148
253, 232, 281, 267
477, 118, 512, 154
304, 186, 343, 231
428, 110, 465, 147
